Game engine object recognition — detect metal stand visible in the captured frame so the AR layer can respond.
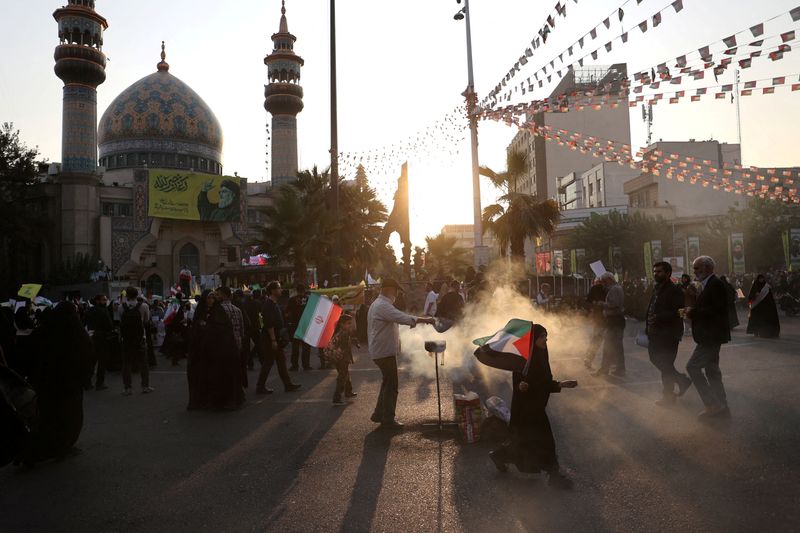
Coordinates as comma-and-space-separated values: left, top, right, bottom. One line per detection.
422, 348, 459, 432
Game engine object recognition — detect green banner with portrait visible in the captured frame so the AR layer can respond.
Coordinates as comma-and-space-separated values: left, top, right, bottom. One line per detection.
148, 169, 242, 222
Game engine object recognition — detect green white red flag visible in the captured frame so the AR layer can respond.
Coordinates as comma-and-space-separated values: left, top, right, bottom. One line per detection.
473, 319, 533, 372
294, 293, 342, 348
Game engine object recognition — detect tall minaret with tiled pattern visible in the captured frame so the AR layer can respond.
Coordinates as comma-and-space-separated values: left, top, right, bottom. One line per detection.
264, 1, 304, 188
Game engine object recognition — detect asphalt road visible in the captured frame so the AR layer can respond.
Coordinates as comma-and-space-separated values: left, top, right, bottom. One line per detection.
2, 313, 800, 533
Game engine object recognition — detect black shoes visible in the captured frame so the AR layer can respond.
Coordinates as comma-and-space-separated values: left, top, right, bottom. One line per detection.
610, 370, 626, 378
489, 451, 507, 473
289, 366, 299, 372
380, 420, 404, 430
256, 387, 274, 395
285, 383, 302, 392
345, 392, 358, 399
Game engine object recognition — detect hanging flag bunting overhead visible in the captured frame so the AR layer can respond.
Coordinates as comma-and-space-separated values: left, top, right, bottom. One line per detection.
484, 0, 692, 108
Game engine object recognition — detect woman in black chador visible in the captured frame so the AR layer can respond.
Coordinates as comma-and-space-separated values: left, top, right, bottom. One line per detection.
187, 290, 215, 410
24, 302, 92, 464
489, 325, 577, 489
746, 274, 780, 338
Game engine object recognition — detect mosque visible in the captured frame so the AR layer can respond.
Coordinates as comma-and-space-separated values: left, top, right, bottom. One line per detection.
34, 0, 303, 296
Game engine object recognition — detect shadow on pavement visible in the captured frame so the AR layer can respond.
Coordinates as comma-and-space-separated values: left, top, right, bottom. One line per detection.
340, 428, 399, 532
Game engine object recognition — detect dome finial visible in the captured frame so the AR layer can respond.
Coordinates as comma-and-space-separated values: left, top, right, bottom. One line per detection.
281, 0, 286, 16
157, 41, 170, 72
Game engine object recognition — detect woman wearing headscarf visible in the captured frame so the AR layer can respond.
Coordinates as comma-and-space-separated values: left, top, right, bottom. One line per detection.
746, 274, 780, 338
488, 324, 577, 489
186, 290, 215, 410
24, 302, 92, 463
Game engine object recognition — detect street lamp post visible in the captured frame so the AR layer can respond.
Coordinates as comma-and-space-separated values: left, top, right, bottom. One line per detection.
330, 0, 340, 282
455, 0, 485, 268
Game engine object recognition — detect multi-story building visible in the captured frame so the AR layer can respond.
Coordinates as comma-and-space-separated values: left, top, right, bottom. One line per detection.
623, 141, 743, 217
507, 64, 633, 202
580, 162, 640, 209
440, 224, 500, 259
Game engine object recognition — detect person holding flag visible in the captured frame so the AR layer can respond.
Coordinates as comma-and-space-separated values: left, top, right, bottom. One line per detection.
475, 322, 577, 488
367, 279, 435, 430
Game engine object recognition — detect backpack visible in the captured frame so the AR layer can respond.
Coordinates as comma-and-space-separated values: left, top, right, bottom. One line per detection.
120, 302, 144, 345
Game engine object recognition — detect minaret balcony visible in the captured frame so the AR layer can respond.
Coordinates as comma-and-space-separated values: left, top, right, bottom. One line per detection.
265, 83, 304, 99
54, 44, 106, 67
265, 94, 304, 116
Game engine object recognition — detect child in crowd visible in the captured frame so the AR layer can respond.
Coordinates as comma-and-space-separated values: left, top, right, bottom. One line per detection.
324, 314, 359, 406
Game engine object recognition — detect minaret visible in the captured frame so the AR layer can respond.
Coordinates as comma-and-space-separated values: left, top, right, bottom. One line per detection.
264, 1, 304, 188
53, 0, 108, 256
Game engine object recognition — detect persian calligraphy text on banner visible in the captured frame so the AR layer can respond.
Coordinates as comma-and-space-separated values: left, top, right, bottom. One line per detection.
148, 170, 242, 222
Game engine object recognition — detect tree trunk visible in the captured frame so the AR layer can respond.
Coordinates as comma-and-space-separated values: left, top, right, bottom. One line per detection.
510, 235, 526, 261
294, 253, 308, 288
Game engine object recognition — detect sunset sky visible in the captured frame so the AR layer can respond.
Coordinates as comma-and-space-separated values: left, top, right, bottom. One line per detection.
2, 0, 799, 246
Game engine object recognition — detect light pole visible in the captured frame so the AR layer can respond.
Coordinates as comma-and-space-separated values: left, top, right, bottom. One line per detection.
455, 0, 485, 268
330, 0, 340, 282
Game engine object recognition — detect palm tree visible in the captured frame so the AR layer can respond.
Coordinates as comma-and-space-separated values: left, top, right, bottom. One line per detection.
337, 171, 388, 283
424, 232, 471, 279
260, 167, 334, 284
480, 151, 561, 260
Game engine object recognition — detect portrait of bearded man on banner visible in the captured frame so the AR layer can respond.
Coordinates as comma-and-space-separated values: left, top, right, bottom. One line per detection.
197, 179, 241, 222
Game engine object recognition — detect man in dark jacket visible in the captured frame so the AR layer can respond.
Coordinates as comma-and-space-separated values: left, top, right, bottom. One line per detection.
84, 294, 114, 391
646, 262, 692, 406
686, 256, 731, 419
256, 281, 301, 394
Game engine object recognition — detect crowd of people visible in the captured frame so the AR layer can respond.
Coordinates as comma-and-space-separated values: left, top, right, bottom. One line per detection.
0, 258, 794, 491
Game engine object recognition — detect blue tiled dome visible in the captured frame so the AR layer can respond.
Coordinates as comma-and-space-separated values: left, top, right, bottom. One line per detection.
98, 68, 223, 172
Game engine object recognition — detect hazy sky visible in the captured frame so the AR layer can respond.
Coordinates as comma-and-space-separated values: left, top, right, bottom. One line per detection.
2, 0, 799, 247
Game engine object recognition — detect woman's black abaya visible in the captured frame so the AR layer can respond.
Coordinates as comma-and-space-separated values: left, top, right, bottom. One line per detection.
492, 325, 562, 474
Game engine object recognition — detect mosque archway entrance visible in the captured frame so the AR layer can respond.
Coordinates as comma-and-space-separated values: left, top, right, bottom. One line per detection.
144, 274, 164, 298
178, 243, 200, 277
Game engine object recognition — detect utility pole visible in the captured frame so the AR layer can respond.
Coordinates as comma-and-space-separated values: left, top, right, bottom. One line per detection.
457, 0, 485, 268
330, 0, 340, 281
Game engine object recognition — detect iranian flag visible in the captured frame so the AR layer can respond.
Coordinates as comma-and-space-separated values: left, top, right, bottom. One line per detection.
473, 319, 533, 372
294, 293, 343, 348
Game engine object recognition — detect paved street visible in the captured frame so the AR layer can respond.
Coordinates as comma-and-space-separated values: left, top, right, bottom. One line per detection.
2, 313, 800, 533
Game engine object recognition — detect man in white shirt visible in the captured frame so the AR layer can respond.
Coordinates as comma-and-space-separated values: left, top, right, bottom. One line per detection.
423, 282, 438, 316
368, 278, 435, 429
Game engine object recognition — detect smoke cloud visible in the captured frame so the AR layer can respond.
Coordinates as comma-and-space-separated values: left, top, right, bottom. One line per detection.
398, 262, 592, 402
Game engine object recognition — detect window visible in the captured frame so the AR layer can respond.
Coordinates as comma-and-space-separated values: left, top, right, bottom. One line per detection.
178, 243, 200, 276
227, 247, 238, 263
101, 202, 132, 217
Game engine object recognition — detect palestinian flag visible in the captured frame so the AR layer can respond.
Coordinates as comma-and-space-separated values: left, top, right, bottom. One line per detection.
294, 293, 342, 348
473, 319, 533, 372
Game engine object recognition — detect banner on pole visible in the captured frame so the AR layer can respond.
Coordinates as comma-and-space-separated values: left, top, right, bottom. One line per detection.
789, 229, 800, 271
644, 242, 653, 280
535, 252, 552, 275
651, 240, 663, 263
610, 246, 623, 274
686, 236, 700, 264
576, 249, 586, 275
729, 233, 746, 274
553, 250, 564, 276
